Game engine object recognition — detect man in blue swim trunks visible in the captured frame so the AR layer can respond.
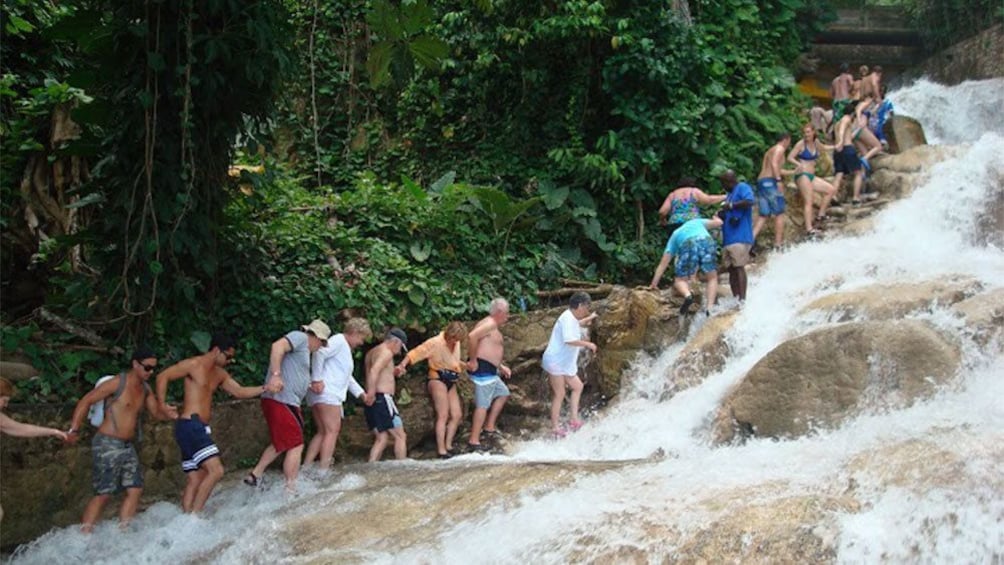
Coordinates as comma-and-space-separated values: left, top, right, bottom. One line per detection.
157, 334, 280, 511
650, 215, 724, 317
364, 328, 409, 462
753, 133, 791, 249
465, 298, 512, 452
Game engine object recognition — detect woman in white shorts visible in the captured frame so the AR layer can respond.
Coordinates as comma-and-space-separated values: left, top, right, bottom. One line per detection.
542, 292, 598, 437
303, 318, 372, 470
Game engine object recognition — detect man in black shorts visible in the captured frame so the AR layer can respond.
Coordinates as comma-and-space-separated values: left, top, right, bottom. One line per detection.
364, 329, 409, 461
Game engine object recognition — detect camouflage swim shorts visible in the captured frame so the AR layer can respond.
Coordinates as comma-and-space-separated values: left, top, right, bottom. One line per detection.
91, 432, 143, 495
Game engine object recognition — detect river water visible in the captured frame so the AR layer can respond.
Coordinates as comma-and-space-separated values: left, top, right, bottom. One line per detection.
10, 79, 1004, 564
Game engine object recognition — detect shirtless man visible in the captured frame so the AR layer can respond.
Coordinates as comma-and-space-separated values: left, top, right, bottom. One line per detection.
861, 65, 882, 101
753, 132, 791, 249
67, 348, 171, 532
830, 63, 854, 120
831, 110, 866, 205
851, 65, 868, 101
363, 328, 409, 462
465, 298, 512, 452
156, 334, 278, 512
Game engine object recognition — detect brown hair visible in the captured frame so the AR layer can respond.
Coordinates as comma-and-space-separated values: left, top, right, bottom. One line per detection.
0, 377, 15, 398
344, 317, 373, 340
443, 321, 468, 343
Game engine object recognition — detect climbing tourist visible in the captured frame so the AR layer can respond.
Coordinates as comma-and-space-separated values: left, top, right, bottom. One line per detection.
658, 177, 727, 237
650, 216, 724, 316
398, 322, 468, 459
67, 347, 171, 532
542, 291, 598, 437
753, 132, 791, 249
832, 109, 867, 206
302, 318, 372, 471
156, 334, 276, 511
245, 320, 328, 490
465, 298, 512, 452
830, 62, 854, 120
850, 64, 869, 101
718, 170, 755, 302
363, 328, 410, 462
788, 123, 838, 237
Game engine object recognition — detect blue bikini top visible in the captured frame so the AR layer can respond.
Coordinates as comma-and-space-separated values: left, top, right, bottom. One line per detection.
797, 142, 819, 161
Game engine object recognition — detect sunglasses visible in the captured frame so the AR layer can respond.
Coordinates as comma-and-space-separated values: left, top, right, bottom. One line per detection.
140, 363, 157, 372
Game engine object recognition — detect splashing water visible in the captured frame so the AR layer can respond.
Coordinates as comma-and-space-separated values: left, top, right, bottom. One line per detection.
11, 80, 1004, 564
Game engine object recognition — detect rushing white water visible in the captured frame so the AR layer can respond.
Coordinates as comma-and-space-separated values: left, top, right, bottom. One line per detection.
889, 77, 1004, 144
11, 80, 1004, 565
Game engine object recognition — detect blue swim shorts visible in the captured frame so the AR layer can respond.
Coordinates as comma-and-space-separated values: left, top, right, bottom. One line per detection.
755, 178, 786, 216
675, 236, 717, 278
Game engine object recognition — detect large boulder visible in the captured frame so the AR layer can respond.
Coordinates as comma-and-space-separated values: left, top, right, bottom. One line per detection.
800, 279, 982, 323
713, 320, 960, 443
883, 115, 927, 153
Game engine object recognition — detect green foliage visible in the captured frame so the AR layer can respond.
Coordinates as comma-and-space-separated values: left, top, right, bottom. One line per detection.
904, 0, 1003, 52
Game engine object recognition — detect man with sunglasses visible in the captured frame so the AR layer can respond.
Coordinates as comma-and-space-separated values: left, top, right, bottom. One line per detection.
67, 347, 174, 532
156, 334, 279, 513
246, 319, 330, 490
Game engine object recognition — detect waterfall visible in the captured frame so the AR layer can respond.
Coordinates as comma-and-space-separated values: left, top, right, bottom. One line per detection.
10, 79, 1004, 565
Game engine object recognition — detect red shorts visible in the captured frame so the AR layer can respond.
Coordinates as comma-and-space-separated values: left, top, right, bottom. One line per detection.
260, 398, 304, 453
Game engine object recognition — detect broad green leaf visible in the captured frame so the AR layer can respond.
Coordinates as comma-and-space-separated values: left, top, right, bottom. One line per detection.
409, 35, 449, 69
409, 241, 432, 261
366, 41, 395, 88
429, 171, 455, 193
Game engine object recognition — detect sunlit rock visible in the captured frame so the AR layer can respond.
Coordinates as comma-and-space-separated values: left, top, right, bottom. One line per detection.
800, 278, 982, 323
884, 115, 928, 153
713, 320, 961, 443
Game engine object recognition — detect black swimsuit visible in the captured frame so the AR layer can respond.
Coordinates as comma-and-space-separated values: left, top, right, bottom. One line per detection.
431, 369, 461, 391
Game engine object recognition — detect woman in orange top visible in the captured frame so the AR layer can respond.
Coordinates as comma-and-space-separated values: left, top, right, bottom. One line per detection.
398, 321, 467, 459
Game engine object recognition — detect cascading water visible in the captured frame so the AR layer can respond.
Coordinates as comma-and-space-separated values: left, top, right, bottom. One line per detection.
10, 79, 1004, 565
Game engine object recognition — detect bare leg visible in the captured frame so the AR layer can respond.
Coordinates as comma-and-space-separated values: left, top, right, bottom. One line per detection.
317, 405, 342, 469
703, 269, 719, 313
181, 469, 206, 512
728, 266, 747, 301
282, 445, 304, 489
799, 177, 815, 232
80, 494, 111, 533
302, 404, 325, 467
773, 214, 785, 247
251, 444, 279, 480
672, 277, 691, 300
753, 215, 766, 239
190, 457, 224, 513
119, 487, 142, 530
368, 431, 388, 462
484, 395, 508, 432
389, 427, 408, 459
469, 406, 488, 445
548, 374, 566, 431
445, 388, 462, 451
428, 380, 450, 455
567, 376, 584, 423
852, 170, 864, 201
813, 177, 837, 218
650, 253, 672, 289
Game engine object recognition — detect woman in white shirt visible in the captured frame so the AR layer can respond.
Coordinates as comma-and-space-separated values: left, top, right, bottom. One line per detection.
542, 292, 598, 437
303, 318, 372, 470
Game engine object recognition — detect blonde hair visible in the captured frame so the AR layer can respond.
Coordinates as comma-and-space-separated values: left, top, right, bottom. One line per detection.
444, 321, 467, 343
344, 317, 373, 340
0, 377, 15, 398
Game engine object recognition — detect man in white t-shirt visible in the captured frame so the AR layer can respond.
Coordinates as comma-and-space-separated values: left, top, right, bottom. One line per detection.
542, 292, 598, 437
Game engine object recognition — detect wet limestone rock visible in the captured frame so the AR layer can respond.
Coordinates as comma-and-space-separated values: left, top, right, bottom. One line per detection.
590, 287, 681, 398
665, 310, 739, 393
951, 287, 1004, 350
800, 279, 982, 323
883, 115, 927, 154
713, 320, 961, 443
